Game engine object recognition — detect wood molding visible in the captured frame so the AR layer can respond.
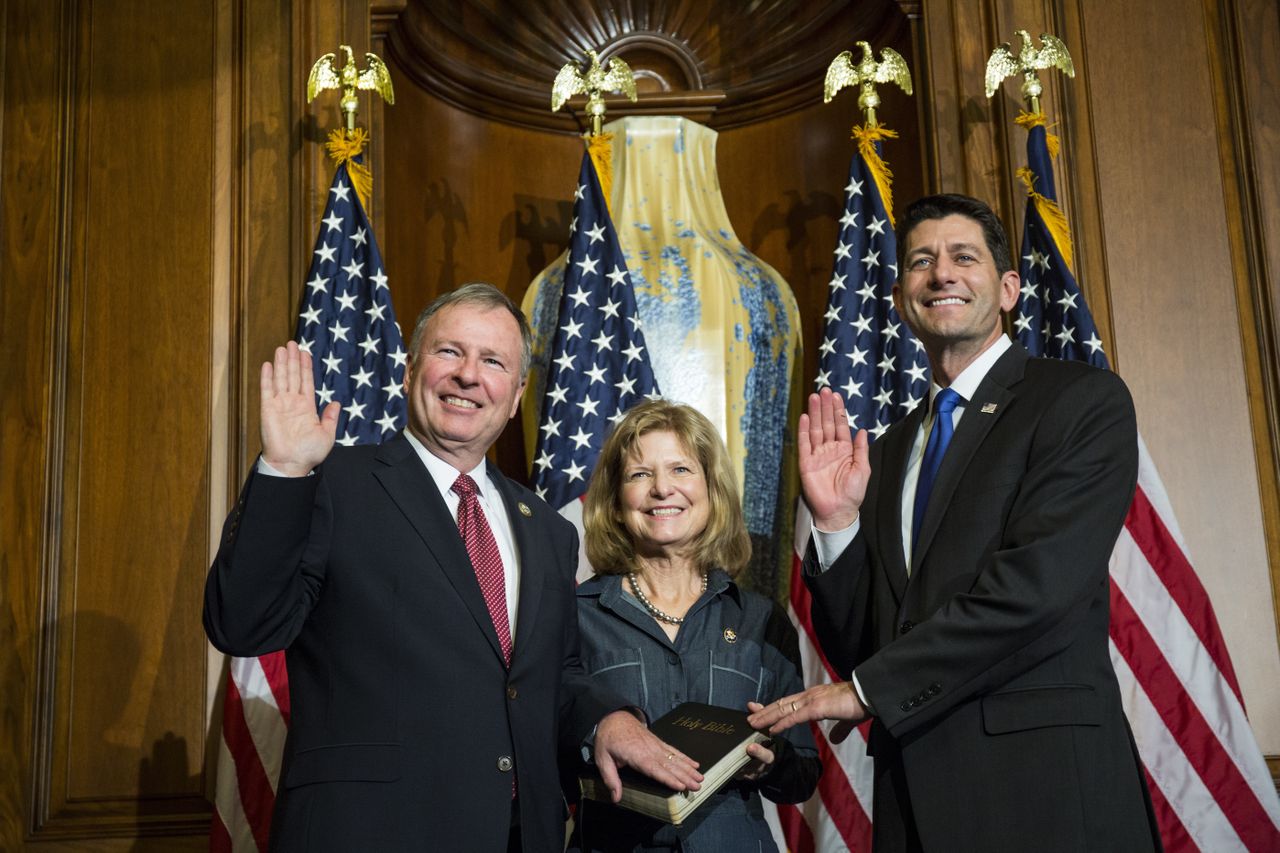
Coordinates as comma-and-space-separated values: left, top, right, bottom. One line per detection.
383, 0, 910, 132
1217, 0, 1280, 669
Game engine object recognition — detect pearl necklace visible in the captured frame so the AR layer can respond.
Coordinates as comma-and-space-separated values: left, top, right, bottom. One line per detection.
627, 571, 707, 625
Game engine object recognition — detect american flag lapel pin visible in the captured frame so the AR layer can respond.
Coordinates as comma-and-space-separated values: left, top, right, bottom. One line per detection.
981, 402, 998, 414
517, 502, 532, 517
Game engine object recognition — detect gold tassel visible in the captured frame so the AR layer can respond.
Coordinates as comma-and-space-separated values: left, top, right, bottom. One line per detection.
851, 124, 899, 228
1015, 111, 1060, 161
1017, 166, 1075, 272
324, 127, 374, 213
586, 133, 615, 217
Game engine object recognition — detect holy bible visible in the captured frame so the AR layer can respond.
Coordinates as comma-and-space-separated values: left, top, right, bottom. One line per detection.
578, 702, 770, 825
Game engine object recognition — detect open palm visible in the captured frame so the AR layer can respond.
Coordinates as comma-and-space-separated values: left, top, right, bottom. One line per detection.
259, 341, 340, 477
798, 388, 871, 531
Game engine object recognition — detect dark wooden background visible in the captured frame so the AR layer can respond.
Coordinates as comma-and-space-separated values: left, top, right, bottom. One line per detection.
2, 0, 1277, 847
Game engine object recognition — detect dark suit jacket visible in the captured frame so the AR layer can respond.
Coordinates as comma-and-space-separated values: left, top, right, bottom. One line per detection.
205, 433, 616, 852
806, 344, 1161, 852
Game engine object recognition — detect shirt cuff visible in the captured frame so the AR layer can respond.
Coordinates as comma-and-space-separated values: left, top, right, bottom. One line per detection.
810, 517, 859, 570
256, 455, 315, 478
850, 670, 875, 716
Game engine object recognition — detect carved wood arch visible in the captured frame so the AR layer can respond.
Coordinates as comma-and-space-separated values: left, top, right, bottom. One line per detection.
384, 0, 917, 131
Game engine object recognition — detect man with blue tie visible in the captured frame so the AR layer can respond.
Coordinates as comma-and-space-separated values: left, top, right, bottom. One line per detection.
751, 195, 1161, 852
205, 283, 702, 852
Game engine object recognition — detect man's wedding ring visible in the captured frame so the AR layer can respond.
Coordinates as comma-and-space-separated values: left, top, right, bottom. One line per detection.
790, 701, 798, 713
666, 752, 674, 762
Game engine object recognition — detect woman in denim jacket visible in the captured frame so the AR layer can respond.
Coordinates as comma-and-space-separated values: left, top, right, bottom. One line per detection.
568, 400, 820, 853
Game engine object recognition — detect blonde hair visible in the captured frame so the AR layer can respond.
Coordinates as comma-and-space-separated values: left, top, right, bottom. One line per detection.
583, 400, 751, 577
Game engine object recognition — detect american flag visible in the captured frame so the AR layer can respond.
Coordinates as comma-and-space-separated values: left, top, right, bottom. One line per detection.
210, 158, 406, 852
531, 149, 659, 548
776, 129, 919, 852
1013, 116, 1280, 851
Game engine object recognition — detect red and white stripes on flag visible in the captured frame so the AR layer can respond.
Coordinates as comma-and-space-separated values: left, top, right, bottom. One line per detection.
210, 652, 289, 853
1109, 440, 1280, 851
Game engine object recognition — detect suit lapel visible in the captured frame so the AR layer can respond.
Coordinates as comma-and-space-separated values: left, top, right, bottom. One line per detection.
371, 434, 509, 666
910, 345, 1029, 573
489, 472, 545, 671
877, 406, 923, 603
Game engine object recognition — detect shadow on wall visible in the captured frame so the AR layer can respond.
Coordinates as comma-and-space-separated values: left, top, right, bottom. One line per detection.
750, 188, 843, 293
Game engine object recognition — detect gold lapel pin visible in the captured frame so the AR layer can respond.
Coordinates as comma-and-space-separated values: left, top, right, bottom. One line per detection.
981, 402, 998, 414
518, 502, 532, 517
723, 628, 738, 643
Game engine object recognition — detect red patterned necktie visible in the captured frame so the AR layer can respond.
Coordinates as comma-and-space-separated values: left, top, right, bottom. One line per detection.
452, 473, 513, 665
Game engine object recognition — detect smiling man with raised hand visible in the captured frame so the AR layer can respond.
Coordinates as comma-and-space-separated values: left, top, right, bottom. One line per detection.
749, 195, 1161, 852
205, 282, 701, 853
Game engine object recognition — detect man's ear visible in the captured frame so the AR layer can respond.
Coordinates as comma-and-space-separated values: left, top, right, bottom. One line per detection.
999, 271, 1020, 312
508, 380, 527, 419
891, 282, 903, 315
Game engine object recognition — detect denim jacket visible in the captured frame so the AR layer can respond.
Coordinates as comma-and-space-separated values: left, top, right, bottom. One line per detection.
568, 570, 821, 853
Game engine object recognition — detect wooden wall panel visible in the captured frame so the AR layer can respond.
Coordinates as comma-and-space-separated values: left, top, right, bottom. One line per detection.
1231, 0, 1280, 660
34, 0, 217, 837
0, 0, 65, 847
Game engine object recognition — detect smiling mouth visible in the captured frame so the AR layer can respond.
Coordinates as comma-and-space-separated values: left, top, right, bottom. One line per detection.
648, 507, 684, 517
442, 395, 480, 409
924, 296, 968, 307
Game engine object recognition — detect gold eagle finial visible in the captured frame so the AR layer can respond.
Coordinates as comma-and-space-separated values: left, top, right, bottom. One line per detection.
824, 41, 913, 127
307, 45, 395, 133
985, 30, 1074, 114
551, 49, 638, 135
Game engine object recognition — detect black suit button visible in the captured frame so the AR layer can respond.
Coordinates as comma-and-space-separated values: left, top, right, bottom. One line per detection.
497, 756, 513, 772
507, 686, 518, 700
667, 653, 679, 665
899, 620, 914, 634
899, 701, 911, 712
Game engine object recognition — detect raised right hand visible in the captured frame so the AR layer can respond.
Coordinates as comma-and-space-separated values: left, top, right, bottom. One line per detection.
259, 341, 339, 477
798, 388, 871, 531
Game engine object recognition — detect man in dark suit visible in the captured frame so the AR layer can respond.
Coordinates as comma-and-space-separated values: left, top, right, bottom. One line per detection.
205, 283, 702, 852
750, 195, 1161, 851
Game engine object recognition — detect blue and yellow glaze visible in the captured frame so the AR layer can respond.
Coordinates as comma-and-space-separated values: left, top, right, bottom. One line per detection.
523, 116, 802, 554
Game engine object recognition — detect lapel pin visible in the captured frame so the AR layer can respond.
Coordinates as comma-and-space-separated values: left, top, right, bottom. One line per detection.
517, 502, 532, 517
980, 402, 998, 414
723, 628, 738, 643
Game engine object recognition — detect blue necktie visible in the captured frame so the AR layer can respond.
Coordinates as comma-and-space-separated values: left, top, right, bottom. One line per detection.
912, 388, 963, 549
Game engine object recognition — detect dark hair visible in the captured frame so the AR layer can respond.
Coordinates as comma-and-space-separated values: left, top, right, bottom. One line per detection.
407, 282, 533, 378
583, 399, 751, 577
896, 194, 1013, 276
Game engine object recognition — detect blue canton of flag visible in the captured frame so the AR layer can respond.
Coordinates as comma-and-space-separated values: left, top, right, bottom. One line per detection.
1012, 123, 1107, 369
296, 161, 407, 445
819, 140, 928, 440
532, 152, 660, 507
